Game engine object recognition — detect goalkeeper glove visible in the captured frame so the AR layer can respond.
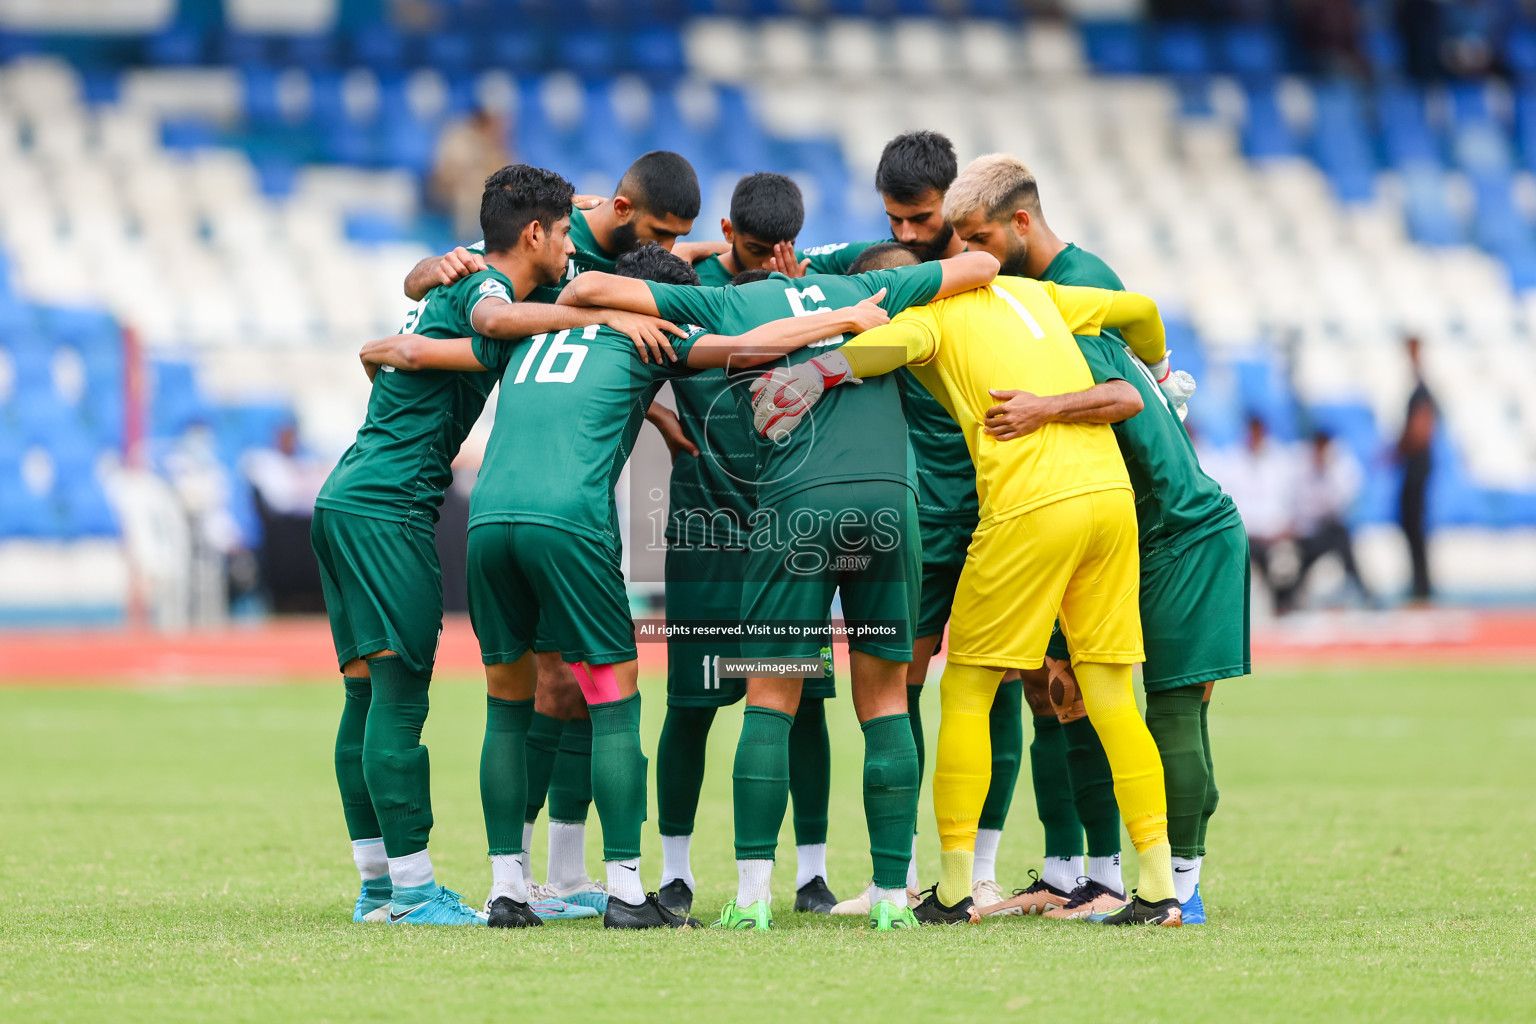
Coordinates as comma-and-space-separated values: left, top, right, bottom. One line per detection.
1145, 353, 1197, 418
749, 351, 857, 441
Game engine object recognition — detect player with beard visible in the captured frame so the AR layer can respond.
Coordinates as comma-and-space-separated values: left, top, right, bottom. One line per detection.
948, 155, 1230, 924
769, 132, 1028, 914
316, 164, 681, 928
400, 152, 704, 914
653, 173, 844, 916
365, 241, 893, 929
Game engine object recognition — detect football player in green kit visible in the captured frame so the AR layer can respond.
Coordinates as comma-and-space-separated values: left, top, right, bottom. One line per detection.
655, 172, 844, 916
950, 154, 1237, 925
316, 164, 681, 927
401, 152, 704, 911
767, 132, 1026, 913
558, 245, 999, 931
365, 226, 897, 927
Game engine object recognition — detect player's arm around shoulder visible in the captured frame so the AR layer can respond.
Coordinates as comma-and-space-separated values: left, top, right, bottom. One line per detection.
359, 335, 486, 380
685, 291, 891, 371
934, 250, 1000, 299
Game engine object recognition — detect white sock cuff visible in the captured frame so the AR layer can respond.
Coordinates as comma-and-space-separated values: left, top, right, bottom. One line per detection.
1172, 855, 1202, 903
1041, 855, 1082, 893
352, 837, 388, 880
660, 834, 694, 888
606, 858, 646, 906
388, 848, 434, 890
794, 843, 827, 890
520, 823, 535, 880
1087, 853, 1123, 894
547, 821, 588, 890
736, 858, 774, 907
973, 828, 1003, 883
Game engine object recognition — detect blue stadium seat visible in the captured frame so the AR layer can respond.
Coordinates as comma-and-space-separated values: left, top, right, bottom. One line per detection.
1506, 27, 1536, 82
1401, 167, 1463, 246
59, 474, 117, 537
217, 32, 270, 67
284, 34, 336, 68
349, 24, 406, 69
490, 31, 543, 73
629, 27, 685, 79
147, 27, 204, 66
1378, 85, 1442, 168
149, 361, 206, 439
1154, 24, 1211, 77
560, 30, 621, 77
161, 120, 221, 151
425, 32, 477, 71
1080, 22, 1144, 76
1218, 24, 1283, 78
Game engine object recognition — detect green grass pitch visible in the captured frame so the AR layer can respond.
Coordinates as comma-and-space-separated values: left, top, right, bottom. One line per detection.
3, 665, 1534, 1022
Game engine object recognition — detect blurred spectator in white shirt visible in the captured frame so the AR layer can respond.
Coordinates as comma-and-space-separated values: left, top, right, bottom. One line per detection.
244, 425, 327, 516
1208, 415, 1297, 611
1282, 429, 1373, 610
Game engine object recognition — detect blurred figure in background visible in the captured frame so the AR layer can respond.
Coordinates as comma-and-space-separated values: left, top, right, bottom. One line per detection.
1215, 415, 1296, 613
244, 424, 328, 614
429, 106, 513, 238
1283, 430, 1373, 611
1397, 335, 1437, 603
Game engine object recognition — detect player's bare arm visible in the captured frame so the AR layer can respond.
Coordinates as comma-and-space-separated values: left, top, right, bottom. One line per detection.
934, 251, 1001, 298
472, 294, 686, 363
555, 271, 661, 315
982, 380, 1144, 441
686, 289, 891, 370
403, 246, 488, 301
358, 334, 483, 380
645, 403, 699, 460
672, 239, 730, 265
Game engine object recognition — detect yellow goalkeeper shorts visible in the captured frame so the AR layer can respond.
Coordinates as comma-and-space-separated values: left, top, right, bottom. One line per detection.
945, 487, 1143, 670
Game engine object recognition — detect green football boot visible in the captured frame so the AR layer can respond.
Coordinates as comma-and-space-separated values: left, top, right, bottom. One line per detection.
714, 899, 772, 930
869, 899, 919, 931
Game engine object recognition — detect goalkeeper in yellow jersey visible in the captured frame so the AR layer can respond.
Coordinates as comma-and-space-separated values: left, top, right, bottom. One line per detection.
748, 222, 1182, 928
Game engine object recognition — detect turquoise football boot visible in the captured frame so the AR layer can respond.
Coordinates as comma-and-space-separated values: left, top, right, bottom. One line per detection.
353, 877, 392, 923
387, 884, 487, 926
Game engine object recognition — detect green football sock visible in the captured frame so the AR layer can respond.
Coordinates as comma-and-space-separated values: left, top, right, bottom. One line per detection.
335, 676, 380, 841
978, 678, 1024, 830
522, 711, 563, 824
1029, 715, 1083, 858
733, 706, 793, 861
907, 683, 926, 784
1062, 717, 1121, 858
546, 718, 593, 824
1197, 697, 1219, 857
788, 696, 830, 847
589, 693, 647, 862
1145, 685, 1208, 860
481, 696, 533, 856
657, 705, 717, 836
360, 656, 433, 858
861, 713, 920, 891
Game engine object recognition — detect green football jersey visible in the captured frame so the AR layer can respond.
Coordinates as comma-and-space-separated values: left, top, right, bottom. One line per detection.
468, 206, 616, 305
467, 322, 705, 548
693, 254, 735, 288
799, 238, 977, 526
316, 268, 515, 525
798, 239, 888, 276
1076, 334, 1241, 556
646, 264, 944, 506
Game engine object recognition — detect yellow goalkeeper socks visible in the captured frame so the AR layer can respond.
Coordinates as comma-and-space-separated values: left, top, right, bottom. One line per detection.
932, 662, 1004, 906
1073, 661, 1175, 904
938, 849, 974, 907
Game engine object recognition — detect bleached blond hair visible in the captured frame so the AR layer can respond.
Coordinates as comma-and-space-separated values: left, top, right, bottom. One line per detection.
941, 154, 1041, 225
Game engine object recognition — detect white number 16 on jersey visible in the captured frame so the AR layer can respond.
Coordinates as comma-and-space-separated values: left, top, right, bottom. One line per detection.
513, 324, 595, 384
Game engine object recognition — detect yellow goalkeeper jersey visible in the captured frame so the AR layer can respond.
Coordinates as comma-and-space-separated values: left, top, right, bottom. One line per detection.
842, 276, 1133, 531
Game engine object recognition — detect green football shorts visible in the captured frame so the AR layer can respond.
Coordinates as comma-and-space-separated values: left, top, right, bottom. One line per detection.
310, 508, 442, 676
666, 544, 837, 704
1046, 520, 1251, 691
467, 523, 637, 667
739, 481, 920, 664
915, 515, 976, 641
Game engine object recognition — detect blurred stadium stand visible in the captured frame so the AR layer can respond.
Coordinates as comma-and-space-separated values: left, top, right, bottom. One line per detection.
1, 0, 1535, 625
